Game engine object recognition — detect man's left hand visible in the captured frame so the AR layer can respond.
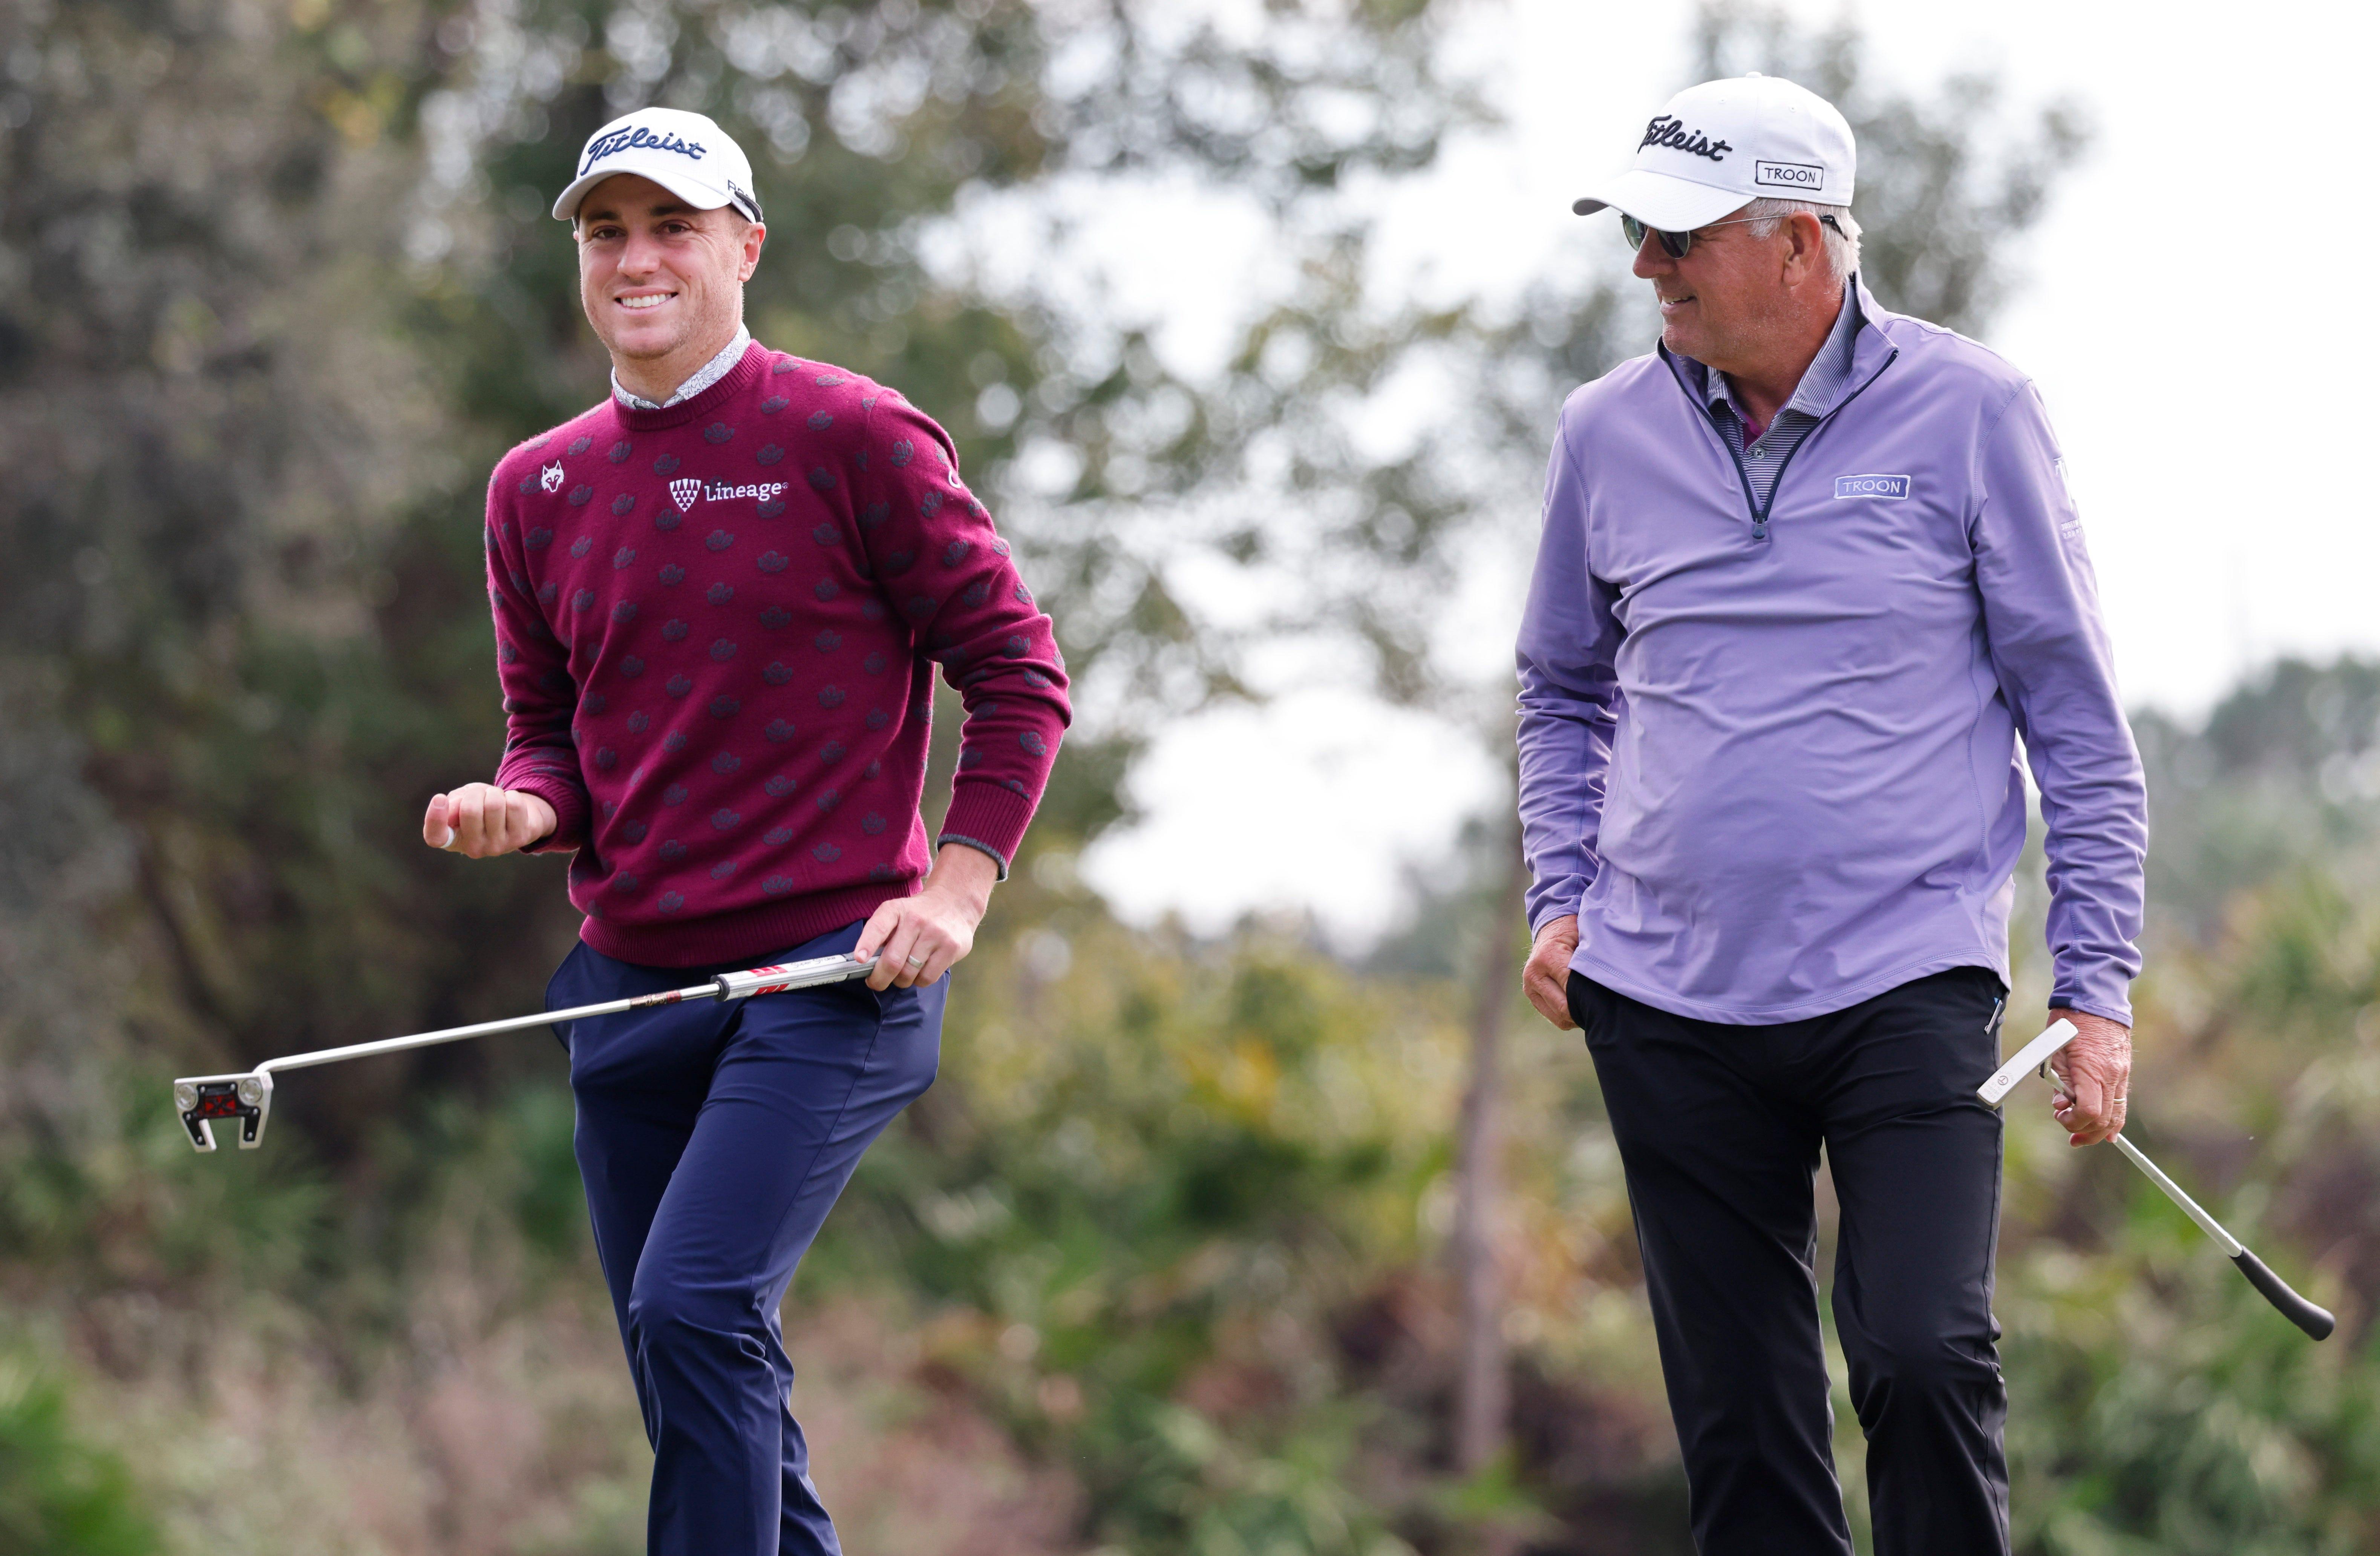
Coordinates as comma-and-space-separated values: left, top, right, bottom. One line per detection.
2046, 1008, 2131, 1147
855, 843, 999, 990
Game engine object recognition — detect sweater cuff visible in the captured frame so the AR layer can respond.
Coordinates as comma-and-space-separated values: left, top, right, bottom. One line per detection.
504, 770, 591, 854
935, 834, 1010, 881
939, 780, 1040, 876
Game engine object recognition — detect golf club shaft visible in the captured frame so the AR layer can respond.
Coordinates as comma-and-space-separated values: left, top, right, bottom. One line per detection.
176, 954, 879, 1153
1977, 1022, 2334, 1341
255, 983, 718, 1076
254, 952, 880, 1077
2109, 1131, 2335, 1340
2110, 1132, 2240, 1256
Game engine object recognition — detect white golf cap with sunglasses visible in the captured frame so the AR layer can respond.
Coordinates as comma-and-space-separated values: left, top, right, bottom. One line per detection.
552, 107, 764, 224
1573, 74, 1854, 235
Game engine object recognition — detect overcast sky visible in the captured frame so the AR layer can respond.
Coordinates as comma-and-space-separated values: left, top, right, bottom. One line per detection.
1073, 0, 2380, 942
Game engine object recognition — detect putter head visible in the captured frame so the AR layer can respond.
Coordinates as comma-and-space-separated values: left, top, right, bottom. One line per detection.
1977, 1019, 2079, 1109
173, 1072, 274, 1152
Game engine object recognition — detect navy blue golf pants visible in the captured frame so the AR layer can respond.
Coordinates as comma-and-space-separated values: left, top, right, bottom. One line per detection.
1570, 966, 2011, 1556
548, 921, 943, 1556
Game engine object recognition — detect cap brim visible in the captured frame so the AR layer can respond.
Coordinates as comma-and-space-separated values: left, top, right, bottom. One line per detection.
1570, 168, 1747, 230
553, 159, 738, 221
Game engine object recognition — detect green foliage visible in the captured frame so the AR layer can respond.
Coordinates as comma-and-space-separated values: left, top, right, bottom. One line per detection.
0, 1359, 157, 1556
816, 923, 1456, 1550
2136, 656, 2380, 943
2004, 1226, 2380, 1556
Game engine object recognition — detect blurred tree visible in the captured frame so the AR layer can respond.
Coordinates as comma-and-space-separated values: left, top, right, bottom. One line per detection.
0, 0, 526, 1176
1692, 3, 2089, 335
2133, 656, 2380, 943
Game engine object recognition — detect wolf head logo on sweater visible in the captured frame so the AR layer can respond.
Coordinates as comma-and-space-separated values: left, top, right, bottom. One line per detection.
541, 462, 565, 494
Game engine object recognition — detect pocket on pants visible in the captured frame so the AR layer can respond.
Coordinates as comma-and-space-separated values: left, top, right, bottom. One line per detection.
544, 940, 603, 1055
1566, 972, 1609, 1046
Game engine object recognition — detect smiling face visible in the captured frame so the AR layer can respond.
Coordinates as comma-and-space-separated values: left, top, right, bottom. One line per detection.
1631, 205, 1825, 376
574, 173, 766, 397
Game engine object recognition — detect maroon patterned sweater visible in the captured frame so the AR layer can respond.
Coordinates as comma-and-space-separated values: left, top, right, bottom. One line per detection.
484, 341, 1070, 967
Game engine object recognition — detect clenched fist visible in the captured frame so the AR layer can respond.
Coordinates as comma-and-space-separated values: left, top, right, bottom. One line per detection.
1524, 914, 1581, 1030
2047, 1009, 2132, 1147
423, 783, 557, 859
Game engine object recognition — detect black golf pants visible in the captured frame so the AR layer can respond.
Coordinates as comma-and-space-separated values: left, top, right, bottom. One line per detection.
1569, 966, 2010, 1556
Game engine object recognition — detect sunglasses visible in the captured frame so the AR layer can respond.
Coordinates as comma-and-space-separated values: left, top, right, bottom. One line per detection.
1622, 211, 1845, 259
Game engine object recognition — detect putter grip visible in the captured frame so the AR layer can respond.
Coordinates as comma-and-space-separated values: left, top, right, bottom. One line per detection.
2232, 1249, 2335, 1341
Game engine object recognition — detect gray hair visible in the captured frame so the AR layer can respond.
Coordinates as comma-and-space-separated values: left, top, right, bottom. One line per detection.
1742, 198, 1861, 280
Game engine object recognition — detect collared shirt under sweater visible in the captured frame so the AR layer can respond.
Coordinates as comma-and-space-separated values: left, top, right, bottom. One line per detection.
1691, 276, 1864, 510
486, 340, 1071, 968
613, 325, 751, 411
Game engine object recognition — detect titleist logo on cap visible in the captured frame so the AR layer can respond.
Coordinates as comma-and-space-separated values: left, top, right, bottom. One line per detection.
580, 124, 709, 176
1639, 115, 1732, 163
1571, 77, 1856, 236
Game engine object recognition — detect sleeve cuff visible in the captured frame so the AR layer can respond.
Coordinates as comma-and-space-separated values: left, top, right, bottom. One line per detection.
940, 780, 1039, 873
502, 770, 591, 854
935, 833, 1010, 881
2050, 989, 2133, 1028
1527, 887, 1584, 937
2050, 961, 2134, 1027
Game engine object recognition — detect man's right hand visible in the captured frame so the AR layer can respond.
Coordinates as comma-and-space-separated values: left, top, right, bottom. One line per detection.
423, 783, 556, 858
1524, 914, 1580, 1030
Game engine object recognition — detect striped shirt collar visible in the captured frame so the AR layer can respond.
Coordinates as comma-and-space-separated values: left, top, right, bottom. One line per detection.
1698, 277, 1862, 428
611, 325, 752, 411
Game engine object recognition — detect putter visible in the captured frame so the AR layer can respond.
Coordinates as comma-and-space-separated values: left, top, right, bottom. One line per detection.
1980, 1020, 2334, 1341
175, 953, 879, 1152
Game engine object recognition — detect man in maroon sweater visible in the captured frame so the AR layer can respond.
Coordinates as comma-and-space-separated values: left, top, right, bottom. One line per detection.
420, 107, 1069, 1555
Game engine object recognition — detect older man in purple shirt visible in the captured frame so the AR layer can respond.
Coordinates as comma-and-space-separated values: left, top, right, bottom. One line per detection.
1514, 77, 2143, 1556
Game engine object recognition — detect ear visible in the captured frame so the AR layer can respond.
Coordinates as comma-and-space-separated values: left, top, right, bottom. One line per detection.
1782, 212, 1828, 286
738, 221, 767, 282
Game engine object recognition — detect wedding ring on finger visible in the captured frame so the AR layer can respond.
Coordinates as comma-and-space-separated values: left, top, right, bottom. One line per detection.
905, 954, 927, 969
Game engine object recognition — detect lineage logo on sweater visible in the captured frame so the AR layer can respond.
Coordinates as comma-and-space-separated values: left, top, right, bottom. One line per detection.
668, 477, 792, 513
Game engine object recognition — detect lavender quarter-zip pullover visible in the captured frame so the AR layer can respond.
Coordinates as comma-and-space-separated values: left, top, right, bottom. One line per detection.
1516, 280, 2145, 1025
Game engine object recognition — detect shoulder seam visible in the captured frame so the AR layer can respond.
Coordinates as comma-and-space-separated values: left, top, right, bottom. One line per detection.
1980, 376, 2033, 448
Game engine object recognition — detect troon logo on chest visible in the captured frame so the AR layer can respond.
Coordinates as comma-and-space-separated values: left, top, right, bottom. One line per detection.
1834, 474, 1911, 501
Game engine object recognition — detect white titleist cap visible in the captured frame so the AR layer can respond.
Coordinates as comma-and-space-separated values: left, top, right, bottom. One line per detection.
553, 107, 763, 223
1573, 74, 1854, 231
